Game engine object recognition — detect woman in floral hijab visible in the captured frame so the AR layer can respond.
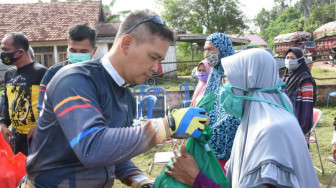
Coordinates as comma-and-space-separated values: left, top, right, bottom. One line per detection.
202, 33, 240, 172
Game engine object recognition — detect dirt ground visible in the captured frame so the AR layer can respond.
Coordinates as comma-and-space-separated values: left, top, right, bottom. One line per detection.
313, 61, 336, 71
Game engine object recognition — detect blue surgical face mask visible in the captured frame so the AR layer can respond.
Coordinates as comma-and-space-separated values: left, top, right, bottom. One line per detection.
220, 82, 293, 118
285, 56, 303, 70
68, 52, 91, 64
205, 52, 220, 67
198, 72, 209, 82
1, 50, 22, 65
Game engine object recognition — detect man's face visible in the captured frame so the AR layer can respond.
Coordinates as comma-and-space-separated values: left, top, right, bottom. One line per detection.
67, 39, 95, 59
1, 36, 24, 66
123, 36, 169, 85
204, 41, 219, 56
1, 36, 16, 53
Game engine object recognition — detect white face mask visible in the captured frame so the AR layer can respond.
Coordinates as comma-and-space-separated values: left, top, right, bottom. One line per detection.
285, 57, 303, 70
205, 52, 220, 67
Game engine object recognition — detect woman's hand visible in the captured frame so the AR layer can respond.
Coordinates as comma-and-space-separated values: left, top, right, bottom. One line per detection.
332, 143, 336, 161
165, 145, 200, 187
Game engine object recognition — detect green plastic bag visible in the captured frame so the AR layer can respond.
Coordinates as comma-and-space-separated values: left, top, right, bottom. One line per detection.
154, 92, 228, 188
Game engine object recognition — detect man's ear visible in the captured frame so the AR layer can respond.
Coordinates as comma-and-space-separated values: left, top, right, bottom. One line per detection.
120, 34, 133, 55
90, 46, 98, 59
16, 49, 25, 57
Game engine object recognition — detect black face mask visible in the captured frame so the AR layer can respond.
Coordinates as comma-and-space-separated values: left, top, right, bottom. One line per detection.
0, 50, 22, 65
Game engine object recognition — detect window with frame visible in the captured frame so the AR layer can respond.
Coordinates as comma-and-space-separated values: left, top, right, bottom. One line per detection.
33, 47, 54, 67
57, 46, 67, 63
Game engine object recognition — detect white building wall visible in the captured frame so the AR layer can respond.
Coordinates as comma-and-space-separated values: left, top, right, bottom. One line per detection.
93, 43, 109, 59
162, 45, 177, 78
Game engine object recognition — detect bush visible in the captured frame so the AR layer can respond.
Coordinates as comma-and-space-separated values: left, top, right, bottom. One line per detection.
176, 42, 204, 76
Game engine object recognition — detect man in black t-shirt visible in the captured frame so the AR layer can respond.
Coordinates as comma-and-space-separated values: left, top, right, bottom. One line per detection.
0, 32, 47, 155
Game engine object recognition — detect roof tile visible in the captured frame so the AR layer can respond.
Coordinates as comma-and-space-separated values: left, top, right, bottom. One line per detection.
0, 1, 101, 42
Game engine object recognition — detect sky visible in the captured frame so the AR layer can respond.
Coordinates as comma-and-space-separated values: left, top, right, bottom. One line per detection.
1, 0, 299, 31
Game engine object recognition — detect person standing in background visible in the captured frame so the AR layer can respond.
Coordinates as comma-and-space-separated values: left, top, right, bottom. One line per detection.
37, 24, 98, 117
190, 60, 210, 107
282, 47, 316, 135
0, 32, 47, 155
201, 33, 241, 173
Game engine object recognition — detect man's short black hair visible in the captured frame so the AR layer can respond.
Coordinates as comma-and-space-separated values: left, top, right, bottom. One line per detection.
68, 24, 96, 48
6, 32, 30, 52
116, 9, 175, 44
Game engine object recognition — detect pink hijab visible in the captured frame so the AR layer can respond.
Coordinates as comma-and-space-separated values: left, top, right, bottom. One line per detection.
190, 60, 210, 107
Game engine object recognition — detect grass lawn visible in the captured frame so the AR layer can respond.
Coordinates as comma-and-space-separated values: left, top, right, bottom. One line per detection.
311, 67, 336, 85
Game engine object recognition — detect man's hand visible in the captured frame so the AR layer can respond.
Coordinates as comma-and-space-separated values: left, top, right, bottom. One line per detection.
333, 143, 336, 161
0, 124, 14, 149
27, 126, 36, 139
165, 145, 200, 187
167, 107, 207, 139
131, 179, 154, 188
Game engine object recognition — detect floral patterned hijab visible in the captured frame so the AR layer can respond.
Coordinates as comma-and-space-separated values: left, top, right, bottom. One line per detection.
202, 33, 240, 160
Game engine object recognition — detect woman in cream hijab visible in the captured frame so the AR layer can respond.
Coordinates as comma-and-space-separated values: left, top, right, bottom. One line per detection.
222, 48, 319, 187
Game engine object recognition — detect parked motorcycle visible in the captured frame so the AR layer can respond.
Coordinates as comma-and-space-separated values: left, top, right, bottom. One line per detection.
326, 47, 336, 66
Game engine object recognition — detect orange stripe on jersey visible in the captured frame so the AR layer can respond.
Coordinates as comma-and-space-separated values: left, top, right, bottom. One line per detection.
57, 104, 92, 117
54, 95, 91, 112
40, 84, 47, 87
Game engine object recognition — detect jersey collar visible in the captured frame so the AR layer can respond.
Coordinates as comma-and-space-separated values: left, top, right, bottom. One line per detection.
102, 55, 130, 88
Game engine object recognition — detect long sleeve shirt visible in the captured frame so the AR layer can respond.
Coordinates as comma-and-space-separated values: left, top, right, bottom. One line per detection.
193, 172, 222, 188
26, 57, 168, 187
37, 60, 70, 116
293, 79, 314, 135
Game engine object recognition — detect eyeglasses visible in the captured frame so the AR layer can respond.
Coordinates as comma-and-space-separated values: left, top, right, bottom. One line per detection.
125, 15, 165, 34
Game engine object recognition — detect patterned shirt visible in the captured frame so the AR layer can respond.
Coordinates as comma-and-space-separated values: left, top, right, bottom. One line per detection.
291, 79, 314, 134
1, 62, 47, 134
26, 58, 167, 187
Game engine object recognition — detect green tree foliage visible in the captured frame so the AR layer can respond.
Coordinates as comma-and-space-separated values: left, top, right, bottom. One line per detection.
103, 0, 130, 22
255, 0, 336, 48
105, 10, 131, 22
159, 0, 248, 34
294, 0, 331, 18
176, 42, 204, 76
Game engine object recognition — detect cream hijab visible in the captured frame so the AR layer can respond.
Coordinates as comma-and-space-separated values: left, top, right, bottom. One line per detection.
221, 49, 319, 188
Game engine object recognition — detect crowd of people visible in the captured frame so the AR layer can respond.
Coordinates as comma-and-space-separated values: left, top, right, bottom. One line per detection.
0, 8, 333, 188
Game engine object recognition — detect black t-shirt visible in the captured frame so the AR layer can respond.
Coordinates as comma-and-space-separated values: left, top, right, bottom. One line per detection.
1, 62, 47, 134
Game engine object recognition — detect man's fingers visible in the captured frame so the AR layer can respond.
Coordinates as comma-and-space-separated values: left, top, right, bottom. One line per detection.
4, 136, 14, 149
9, 142, 14, 149
4, 135, 10, 143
